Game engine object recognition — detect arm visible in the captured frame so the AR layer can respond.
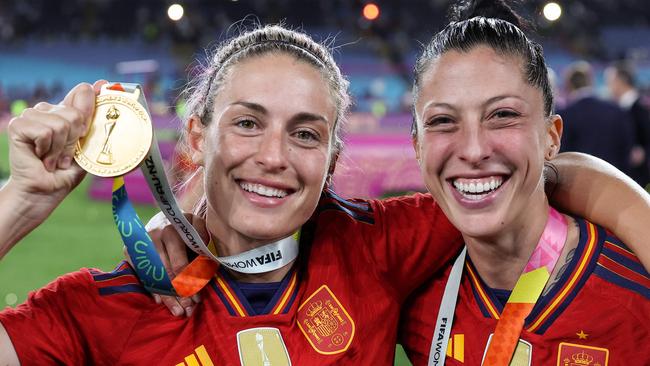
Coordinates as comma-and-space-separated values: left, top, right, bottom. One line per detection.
0, 83, 96, 258
550, 152, 650, 270
0, 325, 19, 366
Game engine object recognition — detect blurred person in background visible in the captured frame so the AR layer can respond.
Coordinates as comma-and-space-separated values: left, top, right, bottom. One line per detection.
559, 61, 635, 175
606, 60, 650, 187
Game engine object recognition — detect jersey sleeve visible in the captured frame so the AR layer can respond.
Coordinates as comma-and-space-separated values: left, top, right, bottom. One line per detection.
0, 264, 152, 365
0, 270, 94, 364
366, 193, 462, 299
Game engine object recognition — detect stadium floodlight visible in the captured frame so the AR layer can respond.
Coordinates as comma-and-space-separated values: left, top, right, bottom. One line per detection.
543, 2, 562, 22
362, 3, 380, 21
167, 4, 184, 21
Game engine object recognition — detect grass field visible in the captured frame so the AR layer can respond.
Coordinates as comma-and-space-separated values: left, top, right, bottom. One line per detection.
0, 131, 413, 365
0, 131, 159, 307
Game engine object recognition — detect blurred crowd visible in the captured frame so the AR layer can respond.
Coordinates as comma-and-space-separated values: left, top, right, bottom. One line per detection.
1, 0, 650, 187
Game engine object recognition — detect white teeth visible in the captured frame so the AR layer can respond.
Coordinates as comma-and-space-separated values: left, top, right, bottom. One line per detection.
453, 177, 503, 198
240, 182, 288, 198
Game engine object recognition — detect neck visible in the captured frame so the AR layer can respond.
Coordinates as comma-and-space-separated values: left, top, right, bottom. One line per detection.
465, 197, 550, 290
206, 212, 297, 283
226, 263, 293, 283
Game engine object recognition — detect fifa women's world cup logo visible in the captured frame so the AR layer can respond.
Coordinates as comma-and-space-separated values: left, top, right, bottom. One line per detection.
97, 105, 120, 164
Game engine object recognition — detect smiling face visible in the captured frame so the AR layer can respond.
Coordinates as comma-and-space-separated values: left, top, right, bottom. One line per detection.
190, 53, 336, 247
413, 46, 562, 240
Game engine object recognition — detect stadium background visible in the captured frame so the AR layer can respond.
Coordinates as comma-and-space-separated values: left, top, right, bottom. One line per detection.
0, 1, 649, 364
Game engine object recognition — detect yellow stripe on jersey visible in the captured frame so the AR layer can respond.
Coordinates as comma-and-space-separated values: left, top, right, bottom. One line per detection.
466, 263, 500, 319
527, 222, 597, 332
273, 272, 297, 315
217, 276, 246, 317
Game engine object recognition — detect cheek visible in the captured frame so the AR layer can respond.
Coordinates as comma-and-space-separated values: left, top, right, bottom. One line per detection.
291, 149, 329, 188
419, 135, 449, 174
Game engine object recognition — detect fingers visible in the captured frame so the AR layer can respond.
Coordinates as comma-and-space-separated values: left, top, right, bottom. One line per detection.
93, 79, 108, 93
158, 294, 198, 317
162, 225, 191, 276
144, 211, 206, 316
15, 105, 88, 171
60, 82, 95, 128
189, 213, 210, 243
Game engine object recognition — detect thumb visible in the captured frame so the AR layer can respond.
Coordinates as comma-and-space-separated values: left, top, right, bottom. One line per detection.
61, 82, 96, 134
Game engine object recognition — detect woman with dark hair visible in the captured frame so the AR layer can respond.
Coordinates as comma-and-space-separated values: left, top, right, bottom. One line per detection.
400, 1, 649, 365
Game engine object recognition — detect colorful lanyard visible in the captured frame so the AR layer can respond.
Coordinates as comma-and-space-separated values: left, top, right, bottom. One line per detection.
80, 82, 299, 297
429, 207, 568, 366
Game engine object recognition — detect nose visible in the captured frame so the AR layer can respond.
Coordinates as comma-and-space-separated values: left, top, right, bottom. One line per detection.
457, 122, 491, 165
254, 126, 289, 172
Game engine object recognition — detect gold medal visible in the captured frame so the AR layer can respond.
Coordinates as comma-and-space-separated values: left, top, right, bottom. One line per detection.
75, 93, 153, 177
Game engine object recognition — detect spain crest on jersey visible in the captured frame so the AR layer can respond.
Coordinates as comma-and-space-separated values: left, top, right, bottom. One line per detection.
297, 285, 355, 355
557, 342, 609, 366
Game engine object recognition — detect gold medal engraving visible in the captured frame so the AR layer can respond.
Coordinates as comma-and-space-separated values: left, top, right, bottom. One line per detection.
237, 327, 291, 366
97, 105, 120, 164
75, 94, 153, 177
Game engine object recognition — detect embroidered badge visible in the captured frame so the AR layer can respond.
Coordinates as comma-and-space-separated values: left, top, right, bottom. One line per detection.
237, 327, 291, 366
297, 285, 355, 355
557, 342, 609, 366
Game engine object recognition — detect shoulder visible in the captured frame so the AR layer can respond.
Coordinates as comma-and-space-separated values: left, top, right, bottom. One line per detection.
591, 228, 650, 300
314, 189, 376, 224
12, 261, 149, 310
315, 190, 449, 227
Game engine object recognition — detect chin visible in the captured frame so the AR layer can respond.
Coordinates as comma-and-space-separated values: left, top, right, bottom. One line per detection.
449, 211, 505, 239
237, 222, 295, 241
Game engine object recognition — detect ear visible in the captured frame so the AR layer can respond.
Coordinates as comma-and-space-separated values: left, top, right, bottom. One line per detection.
187, 115, 206, 166
324, 149, 340, 189
328, 150, 339, 177
545, 114, 563, 161
412, 134, 422, 165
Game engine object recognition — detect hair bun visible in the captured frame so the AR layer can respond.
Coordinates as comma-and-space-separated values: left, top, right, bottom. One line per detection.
450, 0, 525, 29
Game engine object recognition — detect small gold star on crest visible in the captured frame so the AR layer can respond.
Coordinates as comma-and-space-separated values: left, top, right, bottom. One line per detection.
576, 330, 588, 339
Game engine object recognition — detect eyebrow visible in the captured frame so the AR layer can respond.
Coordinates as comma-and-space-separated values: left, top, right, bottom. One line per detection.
482, 95, 527, 107
423, 95, 527, 112
231, 101, 329, 125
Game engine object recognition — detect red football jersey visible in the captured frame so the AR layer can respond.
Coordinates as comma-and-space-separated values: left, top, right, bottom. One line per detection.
1, 191, 462, 365
400, 217, 650, 366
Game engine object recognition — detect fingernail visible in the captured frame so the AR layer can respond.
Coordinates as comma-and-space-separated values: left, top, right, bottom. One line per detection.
153, 295, 161, 304
172, 305, 183, 317
60, 156, 72, 169
185, 306, 194, 317
45, 158, 55, 171
192, 294, 201, 303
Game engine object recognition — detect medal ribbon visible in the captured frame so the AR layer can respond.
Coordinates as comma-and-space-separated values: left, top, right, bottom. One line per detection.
428, 207, 567, 366
482, 207, 567, 366
102, 82, 299, 297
